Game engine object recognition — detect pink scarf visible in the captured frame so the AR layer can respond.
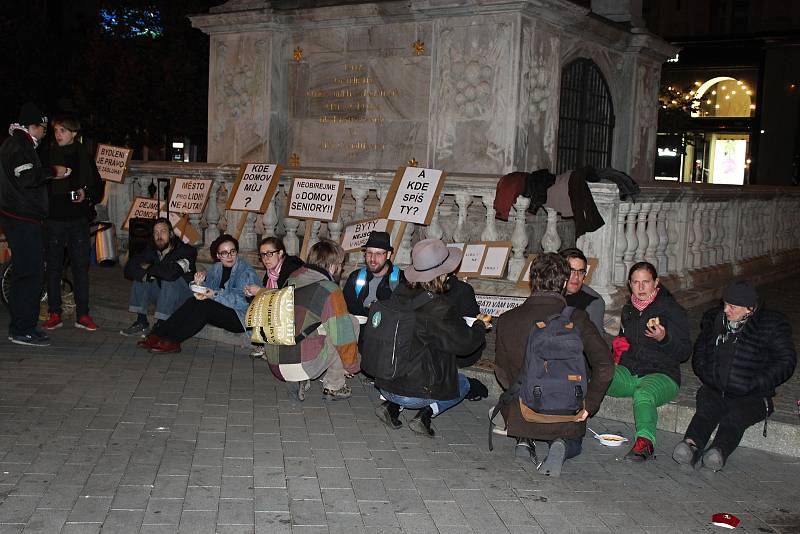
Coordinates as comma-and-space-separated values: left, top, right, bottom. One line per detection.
631, 287, 660, 311
266, 257, 284, 289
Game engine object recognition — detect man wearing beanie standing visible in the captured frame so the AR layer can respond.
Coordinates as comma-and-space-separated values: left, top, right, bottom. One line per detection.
0, 102, 70, 346
673, 280, 796, 471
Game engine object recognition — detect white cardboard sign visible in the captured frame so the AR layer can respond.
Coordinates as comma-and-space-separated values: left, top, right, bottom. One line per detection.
476, 294, 526, 317
457, 243, 487, 277
340, 218, 391, 252
286, 177, 344, 222
95, 144, 132, 183
227, 163, 282, 212
167, 178, 213, 214
381, 166, 446, 225
479, 242, 512, 278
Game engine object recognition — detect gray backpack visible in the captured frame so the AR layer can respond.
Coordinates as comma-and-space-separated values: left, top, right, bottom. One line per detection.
489, 306, 587, 449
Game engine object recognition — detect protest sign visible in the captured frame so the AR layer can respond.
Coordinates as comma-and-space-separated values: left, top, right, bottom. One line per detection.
516, 255, 537, 288
168, 213, 202, 245
380, 166, 446, 225
585, 258, 598, 285
122, 197, 161, 230
340, 218, 392, 252
227, 163, 282, 213
457, 243, 487, 277
167, 178, 213, 214
479, 241, 512, 278
475, 294, 526, 317
95, 144, 132, 183
286, 177, 345, 259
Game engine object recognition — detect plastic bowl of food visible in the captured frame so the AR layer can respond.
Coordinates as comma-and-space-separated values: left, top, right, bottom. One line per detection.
189, 284, 207, 294
596, 434, 628, 447
355, 315, 368, 325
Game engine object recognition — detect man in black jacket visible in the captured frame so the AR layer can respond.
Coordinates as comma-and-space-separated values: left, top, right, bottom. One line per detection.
674, 280, 796, 471
120, 218, 197, 336
0, 102, 70, 346
343, 231, 403, 318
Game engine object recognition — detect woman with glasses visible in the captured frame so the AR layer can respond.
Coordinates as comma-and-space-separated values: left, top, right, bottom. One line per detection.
139, 234, 259, 354
244, 237, 304, 358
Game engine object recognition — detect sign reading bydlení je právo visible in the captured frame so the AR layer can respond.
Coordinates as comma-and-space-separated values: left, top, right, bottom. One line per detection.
95, 143, 132, 183
380, 166, 446, 225
286, 177, 344, 222
167, 178, 213, 215
227, 163, 282, 213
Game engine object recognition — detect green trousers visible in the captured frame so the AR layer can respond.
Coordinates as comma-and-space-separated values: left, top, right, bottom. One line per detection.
606, 365, 679, 445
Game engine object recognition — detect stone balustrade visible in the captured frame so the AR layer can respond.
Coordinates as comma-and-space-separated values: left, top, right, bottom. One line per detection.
106, 162, 800, 320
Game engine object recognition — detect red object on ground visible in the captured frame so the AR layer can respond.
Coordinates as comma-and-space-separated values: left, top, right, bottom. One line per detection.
711, 513, 740, 529
612, 335, 630, 364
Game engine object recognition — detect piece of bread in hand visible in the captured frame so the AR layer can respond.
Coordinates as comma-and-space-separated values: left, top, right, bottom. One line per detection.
646, 317, 660, 328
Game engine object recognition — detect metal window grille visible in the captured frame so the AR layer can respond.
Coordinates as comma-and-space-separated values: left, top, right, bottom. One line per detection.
556, 59, 615, 174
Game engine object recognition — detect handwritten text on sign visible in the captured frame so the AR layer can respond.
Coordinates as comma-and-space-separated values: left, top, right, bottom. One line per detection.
122, 197, 160, 229
95, 144, 131, 183
340, 218, 390, 252
228, 163, 280, 212
168, 178, 213, 214
475, 295, 526, 317
287, 178, 343, 221
386, 167, 445, 225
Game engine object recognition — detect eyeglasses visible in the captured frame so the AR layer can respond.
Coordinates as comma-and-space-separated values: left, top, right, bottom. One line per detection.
217, 249, 238, 258
259, 250, 280, 258
570, 268, 587, 278
365, 250, 388, 257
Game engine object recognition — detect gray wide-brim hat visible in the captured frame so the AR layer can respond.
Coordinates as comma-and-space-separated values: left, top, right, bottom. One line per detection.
404, 238, 463, 283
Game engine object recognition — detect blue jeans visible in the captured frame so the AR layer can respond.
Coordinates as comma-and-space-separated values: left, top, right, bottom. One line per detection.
45, 218, 90, 316
380, 373, 470, 416
1, 216, 44, 336
560, 437, 583, 460
128, 278, 192, 321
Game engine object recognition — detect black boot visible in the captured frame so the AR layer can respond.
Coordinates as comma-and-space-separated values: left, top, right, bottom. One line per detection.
375, 401, 403, 429
409, 406, 435, 438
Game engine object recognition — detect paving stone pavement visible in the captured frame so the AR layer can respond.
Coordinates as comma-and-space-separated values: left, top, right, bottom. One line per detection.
1, 306, 800, 533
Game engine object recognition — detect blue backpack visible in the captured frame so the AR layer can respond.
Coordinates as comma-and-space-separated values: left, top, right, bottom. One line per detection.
489, 306, 587, 449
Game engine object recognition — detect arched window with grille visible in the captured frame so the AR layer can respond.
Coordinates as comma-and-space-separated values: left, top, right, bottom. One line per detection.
556, 58, 615, 173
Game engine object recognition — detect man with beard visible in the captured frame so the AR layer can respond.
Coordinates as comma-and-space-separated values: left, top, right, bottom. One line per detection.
120, 218, 197, 336
343, 231, 404, 336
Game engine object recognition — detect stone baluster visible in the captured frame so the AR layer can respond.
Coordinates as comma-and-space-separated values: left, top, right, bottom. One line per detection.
425, 196, 445, 241
690, 203, 703, 269
541, 207, 561, 253
614, 202, 630, 285
396, 222, 414, 266
480, 191, 499, 242
241, 212, 257, 253
453, 193, 472, 244
635, 202, 650, 264
655, 202, 669, 274
507, 195, 531, 282
262, 193, 279, 238
216, 181, 231, 234
328, 214, 343, 245
665, 202, 679, 274
714, 202, 726, 264
188, 213, 203, 246
742, 201, 753, 259
705, 202, 718, 266
759, 201, 769, 256
309, 220, 321, 250
283, 184, 300, 256
644, 202, 659, 266
699, 202, 712, 267
623, 203, 640, 274
774, 201, 784, 253
204, 180, 221, 245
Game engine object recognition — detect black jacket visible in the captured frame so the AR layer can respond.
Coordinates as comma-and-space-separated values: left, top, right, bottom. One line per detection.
0, 129, 52, 220
692, 306, 797, 398
441, 275, 480, 317
124, 236, 198, 284
42, 141, 104, 220
261, 254, 304, 289
374, 285, 486, 400
618, 287, 691, 386
342, 261, 405, 317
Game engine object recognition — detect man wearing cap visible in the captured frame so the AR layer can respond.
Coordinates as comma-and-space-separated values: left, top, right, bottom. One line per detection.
372, 238, 488, 437
0, 102, 70, 346
343, 231, 404, 336
673, 280, 796, 471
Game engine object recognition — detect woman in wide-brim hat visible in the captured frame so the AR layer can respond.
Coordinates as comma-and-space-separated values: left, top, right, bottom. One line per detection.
373, 239, 490, 437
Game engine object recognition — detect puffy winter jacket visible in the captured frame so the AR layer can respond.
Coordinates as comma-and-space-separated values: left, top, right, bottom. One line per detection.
692, 306, 796, 398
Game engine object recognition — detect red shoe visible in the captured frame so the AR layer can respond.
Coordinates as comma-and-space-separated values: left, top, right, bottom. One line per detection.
42, 313, 63, 330
149, 339, 181, 354
75, 315, 99, 331
624, 437, 654, 462
137, 334, 162, 349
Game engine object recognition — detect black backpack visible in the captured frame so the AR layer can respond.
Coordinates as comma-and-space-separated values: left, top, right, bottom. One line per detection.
361, 291, 434, 380
489, 306, 587, 449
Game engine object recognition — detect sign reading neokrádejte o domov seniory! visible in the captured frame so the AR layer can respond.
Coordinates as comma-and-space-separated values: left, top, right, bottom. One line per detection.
288, 60, 430, 168
95, 144, 132, 183
167, 178, 213, 214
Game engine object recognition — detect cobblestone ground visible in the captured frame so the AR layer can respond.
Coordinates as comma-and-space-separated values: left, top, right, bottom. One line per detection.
1, 306, 799, 534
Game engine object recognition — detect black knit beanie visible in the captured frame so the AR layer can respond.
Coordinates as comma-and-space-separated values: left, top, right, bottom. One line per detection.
722, 280, 758, 308
18, 102, 47, 126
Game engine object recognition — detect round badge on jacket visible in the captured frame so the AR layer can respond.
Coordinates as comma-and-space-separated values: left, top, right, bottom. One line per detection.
371, 311, 381, 328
